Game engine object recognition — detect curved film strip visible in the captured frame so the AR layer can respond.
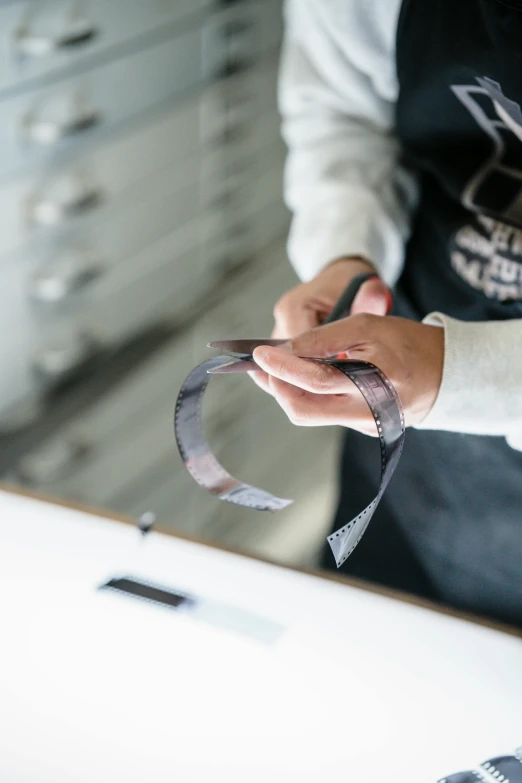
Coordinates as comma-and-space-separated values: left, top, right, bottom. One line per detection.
174, 354, 405, 568
438, 748, 522, 783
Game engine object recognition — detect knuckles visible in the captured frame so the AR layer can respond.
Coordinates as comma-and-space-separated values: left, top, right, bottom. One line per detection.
294, 312, 379, 358
347, 312, 378, 335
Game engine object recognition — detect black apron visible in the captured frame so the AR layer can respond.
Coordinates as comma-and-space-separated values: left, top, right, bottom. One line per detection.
324, 0, 522, 628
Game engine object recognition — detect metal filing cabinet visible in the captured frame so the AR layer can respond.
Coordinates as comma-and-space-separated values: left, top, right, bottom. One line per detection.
1, 2, 336, 567
0, 0, 284, 426
11, 239, 294, 501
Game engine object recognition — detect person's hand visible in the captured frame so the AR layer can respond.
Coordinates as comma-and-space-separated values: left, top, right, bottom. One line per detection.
251, 314, 444, 435
271, 257, 389, 339
249, 256, 390, 392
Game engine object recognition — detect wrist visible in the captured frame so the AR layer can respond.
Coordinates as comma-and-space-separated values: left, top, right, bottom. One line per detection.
318, 256, 376, 283
411, 324, 445, 425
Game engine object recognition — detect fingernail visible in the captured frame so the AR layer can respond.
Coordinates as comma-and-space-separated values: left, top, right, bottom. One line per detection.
253, 347, 269, 361
254, 343, 293, 366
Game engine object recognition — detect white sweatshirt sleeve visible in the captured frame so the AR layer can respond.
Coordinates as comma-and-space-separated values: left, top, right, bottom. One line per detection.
279, 0, 416, 285
418, 314, 522, 450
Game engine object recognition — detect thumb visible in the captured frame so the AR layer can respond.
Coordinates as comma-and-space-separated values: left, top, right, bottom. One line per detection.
350, 277, 390, 316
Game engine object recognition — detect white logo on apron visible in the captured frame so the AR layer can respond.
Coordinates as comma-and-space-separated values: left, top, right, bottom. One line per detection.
451, 78, 522, 300
452, 215, 522, 301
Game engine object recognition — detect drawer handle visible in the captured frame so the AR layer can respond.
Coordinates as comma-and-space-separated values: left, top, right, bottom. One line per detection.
29, 251, 104, 304
15, 438, 91, 485
23, 109, 101, 145
33, 332, 100, 381
29, 184, 103, 227
15, 19, 98, 57
222, 122, 250, 144
218, 58, 252, 79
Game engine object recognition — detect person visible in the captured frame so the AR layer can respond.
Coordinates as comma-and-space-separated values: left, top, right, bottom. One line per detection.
251, 0, 522, 628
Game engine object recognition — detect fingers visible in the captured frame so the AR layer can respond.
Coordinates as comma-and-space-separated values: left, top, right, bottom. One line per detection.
350, 277, 390, 316
268, 376, 376, 432
272, 294, 326, 339
253, 346, 353, 394
249, 348, 378, 434
271, 258, 383, 340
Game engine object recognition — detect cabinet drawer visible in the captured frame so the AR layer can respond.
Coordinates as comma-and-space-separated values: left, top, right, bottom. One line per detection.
32, 342, 194, 474
0, 140, 199, 266
200, 57, 280, 153
200, 52, 278, 138
10, 322, 198, 482
28, 209, 211, 313
201, 103, 270, 164
52, 299, 253, 456
0, 190, 287, 396
66, 341, 193, 452
10, 247, 294, 499
14, 369, 255, 506
37, 214, 211, 341
14, 393, 178, 504
202, 0, 282, 79
200, 70, 258, 144
0, 0, 211, 98
0, 195, 204, 390
0, 26, 203, 180
26, 215, 207, 373
202, 3, 259, 80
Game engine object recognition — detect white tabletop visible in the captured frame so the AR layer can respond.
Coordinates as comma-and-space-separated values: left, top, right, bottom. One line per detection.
1, 488, 521, 783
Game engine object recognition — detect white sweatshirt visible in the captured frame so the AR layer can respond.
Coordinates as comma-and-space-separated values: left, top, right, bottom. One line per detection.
279, 0, 522, 450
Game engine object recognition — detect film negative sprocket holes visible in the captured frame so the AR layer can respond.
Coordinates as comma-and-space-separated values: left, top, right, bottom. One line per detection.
174, 354, 405, 568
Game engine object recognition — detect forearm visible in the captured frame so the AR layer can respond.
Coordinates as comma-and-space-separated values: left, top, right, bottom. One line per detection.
279, 0, 416, 285
417, 314, 522, 449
